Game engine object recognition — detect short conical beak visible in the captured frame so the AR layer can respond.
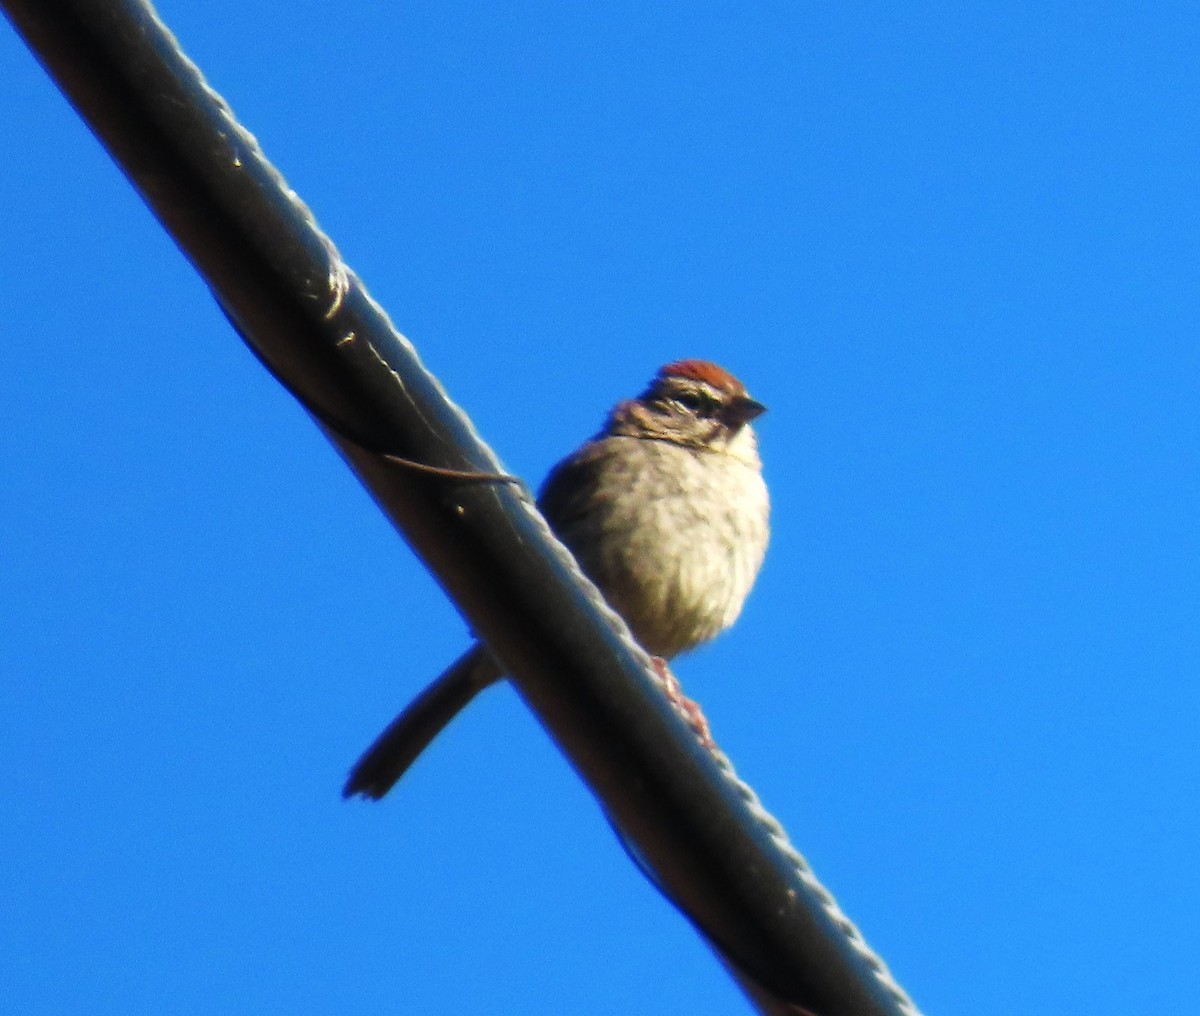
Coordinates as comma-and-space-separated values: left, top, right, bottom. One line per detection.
729, 396, 766, 425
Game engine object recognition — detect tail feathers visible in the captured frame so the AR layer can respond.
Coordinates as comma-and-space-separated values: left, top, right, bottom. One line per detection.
343, 645, 503, 800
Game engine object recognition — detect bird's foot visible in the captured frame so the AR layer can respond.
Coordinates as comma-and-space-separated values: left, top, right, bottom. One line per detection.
650, 656, 715, 750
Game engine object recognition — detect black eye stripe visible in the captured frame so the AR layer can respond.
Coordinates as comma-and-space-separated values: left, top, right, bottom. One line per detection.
673, 390, 721, 414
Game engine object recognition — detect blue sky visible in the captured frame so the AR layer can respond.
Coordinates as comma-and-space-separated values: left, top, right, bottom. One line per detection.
3, 2, 1198, 1013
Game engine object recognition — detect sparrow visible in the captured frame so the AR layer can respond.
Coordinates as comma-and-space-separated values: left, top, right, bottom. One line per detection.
344, 359, 769, 799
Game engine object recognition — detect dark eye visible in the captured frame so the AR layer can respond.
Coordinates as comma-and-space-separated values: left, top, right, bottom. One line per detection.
673, 390, 719, 416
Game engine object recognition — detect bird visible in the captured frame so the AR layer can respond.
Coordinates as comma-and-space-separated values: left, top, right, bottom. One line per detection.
343, 359, 770, 800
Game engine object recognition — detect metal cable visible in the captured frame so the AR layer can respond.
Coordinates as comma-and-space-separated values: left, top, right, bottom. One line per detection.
709, 748, 924, 1016
2, 1, 927, 1012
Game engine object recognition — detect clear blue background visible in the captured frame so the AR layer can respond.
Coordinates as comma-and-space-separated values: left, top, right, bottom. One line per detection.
2, 3, 1197, 1013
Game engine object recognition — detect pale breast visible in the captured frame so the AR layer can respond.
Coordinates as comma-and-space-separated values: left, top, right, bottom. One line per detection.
540, 435, 769, 659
